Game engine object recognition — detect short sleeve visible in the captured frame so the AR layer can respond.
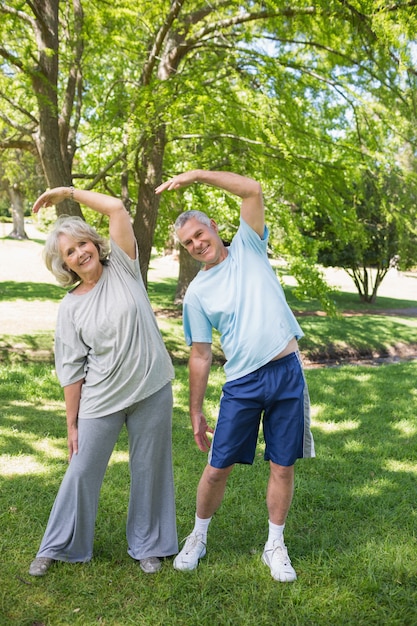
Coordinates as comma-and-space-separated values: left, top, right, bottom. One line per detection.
110, 239, 141, 281
183, 299, 213, 346
54, 303, 88, 387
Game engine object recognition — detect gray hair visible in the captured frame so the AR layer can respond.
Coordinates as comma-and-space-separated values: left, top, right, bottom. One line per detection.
43, 215, 110, 287
174, 210, 211, 232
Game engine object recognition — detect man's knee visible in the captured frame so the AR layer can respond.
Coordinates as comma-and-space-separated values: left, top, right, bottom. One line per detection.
270, 462, 294, 481
203, 464, 234, 486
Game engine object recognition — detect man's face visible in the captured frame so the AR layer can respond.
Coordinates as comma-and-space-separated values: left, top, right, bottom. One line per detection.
177, 217, 227, 270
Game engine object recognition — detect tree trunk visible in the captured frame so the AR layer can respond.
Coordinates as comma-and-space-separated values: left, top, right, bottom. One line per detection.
174, 245, 200, 303
7, 184, 28, 240
347, 266, 388, 303
133, 125, 166, 287
31, 0, 82, 217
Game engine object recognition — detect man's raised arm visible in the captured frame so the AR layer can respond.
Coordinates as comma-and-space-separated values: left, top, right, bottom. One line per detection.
156, 170, 264, 237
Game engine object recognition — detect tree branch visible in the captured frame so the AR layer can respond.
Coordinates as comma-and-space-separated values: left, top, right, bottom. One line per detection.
0, 139, 37, 153
141, 0, 187, 85
183, 7, 318, 51
82, 150, 128, 189
0, 91, 38, 125
0, 111, 36, 135
376, 0, 417, 12
0, 46, 26, 73
0, 2, 36, 27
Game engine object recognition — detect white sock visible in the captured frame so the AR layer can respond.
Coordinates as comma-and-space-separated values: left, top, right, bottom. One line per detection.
193, 514, 212, 542
267, 520, 285, 546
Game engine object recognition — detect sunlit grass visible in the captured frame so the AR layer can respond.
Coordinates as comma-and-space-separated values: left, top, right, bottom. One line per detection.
1, 359, 417, 625
313, 419, 359, 433
0, 455, 49, 476
0, 262, 417, 624
384, 460, 417, 474
391, 420, 417, 437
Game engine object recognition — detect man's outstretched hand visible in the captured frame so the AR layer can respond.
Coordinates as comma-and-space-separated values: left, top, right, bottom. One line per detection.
155, 170, 200, 195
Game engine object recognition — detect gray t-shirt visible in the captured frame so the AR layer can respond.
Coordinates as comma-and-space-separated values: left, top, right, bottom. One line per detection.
54, 240, 174, 418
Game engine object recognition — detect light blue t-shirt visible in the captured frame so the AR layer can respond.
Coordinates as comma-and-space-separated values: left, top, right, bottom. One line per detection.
183, 217, 304, 382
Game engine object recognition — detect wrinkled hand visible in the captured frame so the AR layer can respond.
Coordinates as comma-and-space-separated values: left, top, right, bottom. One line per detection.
155, 170, 199, 195
67, 424, 78, 462
32, 187, 70, 213
191, 411, 214, 452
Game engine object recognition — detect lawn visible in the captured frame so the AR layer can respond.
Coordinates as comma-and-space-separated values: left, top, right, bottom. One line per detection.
1, 266, 417, 625
3, 275, 417, 366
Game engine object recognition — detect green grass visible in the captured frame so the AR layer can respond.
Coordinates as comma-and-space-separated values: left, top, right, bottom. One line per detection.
3, 311, 416, 367
299, 315, 417, 361
0, 281, 64, 302
2, 275, 416, 366
283, 282, 417, 313
1, 360, 417, 625
147, 277, 181, 312
1, 262, 417, 624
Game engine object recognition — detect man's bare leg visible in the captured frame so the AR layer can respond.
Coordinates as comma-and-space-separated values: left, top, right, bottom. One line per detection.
196, 464, 234, 518
173, 464, 233, 571
266, 462, 294, 525
262, 462, 297, 582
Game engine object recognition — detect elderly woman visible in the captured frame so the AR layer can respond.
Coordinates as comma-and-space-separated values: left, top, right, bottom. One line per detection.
29, 187, 178, 576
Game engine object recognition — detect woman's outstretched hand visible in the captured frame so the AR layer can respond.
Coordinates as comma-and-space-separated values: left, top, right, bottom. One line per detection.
32, 187, 71, 213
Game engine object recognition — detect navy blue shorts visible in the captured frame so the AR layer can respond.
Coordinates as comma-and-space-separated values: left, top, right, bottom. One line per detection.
208, 352, 315, 468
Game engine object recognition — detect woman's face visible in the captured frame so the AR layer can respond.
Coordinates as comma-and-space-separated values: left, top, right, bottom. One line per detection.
59, 233, 101, 281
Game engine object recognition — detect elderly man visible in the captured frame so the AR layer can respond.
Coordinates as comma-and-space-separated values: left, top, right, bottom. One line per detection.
156, 170, 315, 582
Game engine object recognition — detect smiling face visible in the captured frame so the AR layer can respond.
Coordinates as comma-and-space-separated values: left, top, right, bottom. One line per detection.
58, 233, 102, 282
176, 216, 228, 270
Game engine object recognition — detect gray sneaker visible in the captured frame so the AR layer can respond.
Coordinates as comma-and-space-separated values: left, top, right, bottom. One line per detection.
173, 532, 206, 571
29, 557, 55, 577
140, 556, 161, 574
262, 540, 297, 582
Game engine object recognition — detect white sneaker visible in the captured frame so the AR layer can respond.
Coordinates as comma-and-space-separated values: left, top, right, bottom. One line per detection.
173, 532, 206, 571
262, 540, 297, 582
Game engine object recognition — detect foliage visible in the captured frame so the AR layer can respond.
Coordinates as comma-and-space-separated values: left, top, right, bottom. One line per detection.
1, 1, 417, 297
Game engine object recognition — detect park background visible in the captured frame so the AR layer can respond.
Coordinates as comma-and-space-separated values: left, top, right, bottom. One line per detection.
1, 1, 417, 624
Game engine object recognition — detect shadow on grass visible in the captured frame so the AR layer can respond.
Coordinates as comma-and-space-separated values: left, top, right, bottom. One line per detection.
0, 332, 55, 364
1, 361, 417, 624
0, 281, 64, 302
284, 283, 417, 313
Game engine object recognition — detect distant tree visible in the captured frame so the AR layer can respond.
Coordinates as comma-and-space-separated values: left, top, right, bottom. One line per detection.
309, 164, 417, 303
6, 182, 27, 239
0, 151, 44, 239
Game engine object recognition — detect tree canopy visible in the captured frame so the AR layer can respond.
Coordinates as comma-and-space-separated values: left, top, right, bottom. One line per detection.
1, 0, 417, 305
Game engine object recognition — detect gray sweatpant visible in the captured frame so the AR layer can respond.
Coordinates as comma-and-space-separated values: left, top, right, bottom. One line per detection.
36, 383, 178, 562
